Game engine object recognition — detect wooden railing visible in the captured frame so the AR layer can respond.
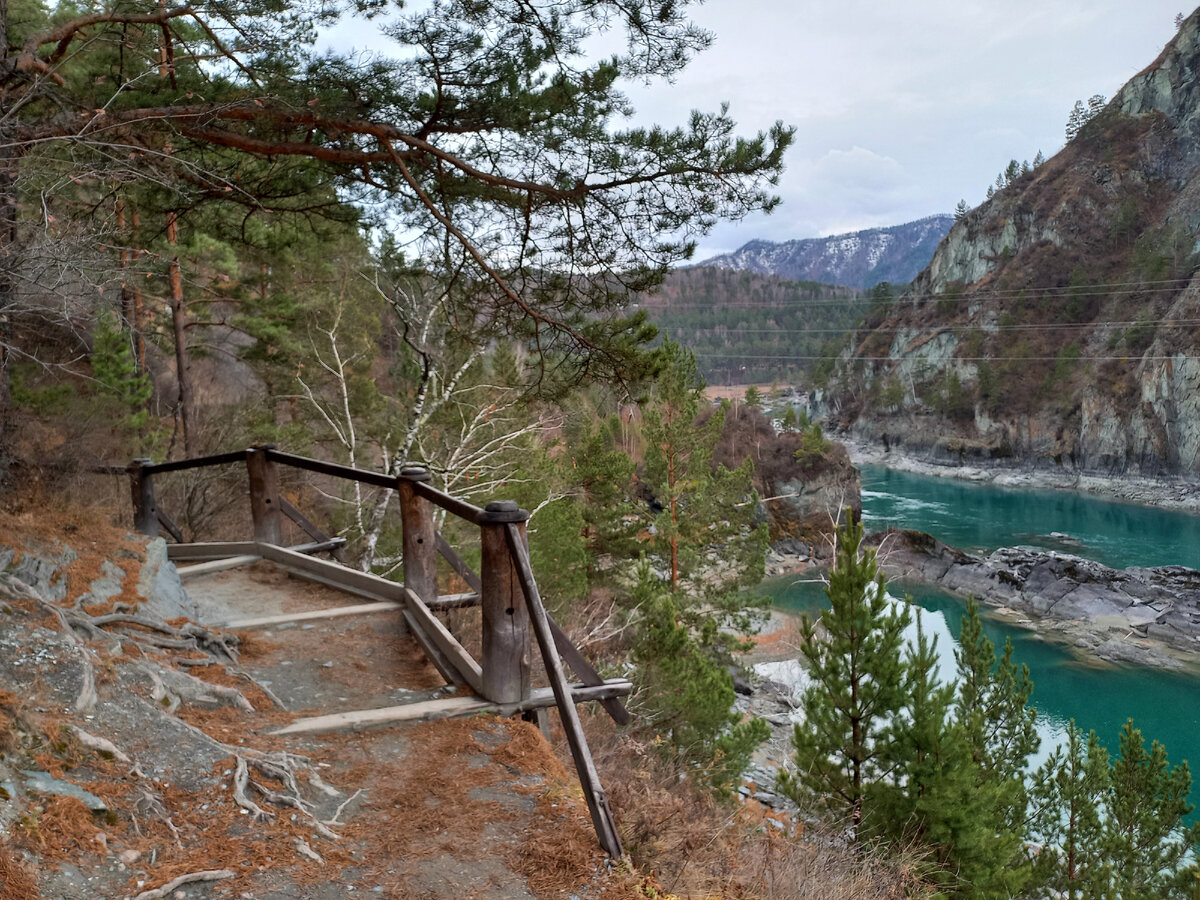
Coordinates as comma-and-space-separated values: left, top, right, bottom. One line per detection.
122, 444, 625, 857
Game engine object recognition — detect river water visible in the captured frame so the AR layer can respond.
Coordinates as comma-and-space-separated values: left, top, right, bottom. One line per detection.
762, 464, 1200, 788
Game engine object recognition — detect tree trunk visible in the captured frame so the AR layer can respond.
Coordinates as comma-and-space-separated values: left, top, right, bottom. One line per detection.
166, 210, 194, 457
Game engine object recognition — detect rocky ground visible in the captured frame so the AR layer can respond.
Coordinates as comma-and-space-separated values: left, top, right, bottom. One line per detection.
0, 514, 636, 900
873, 529, 1200, 670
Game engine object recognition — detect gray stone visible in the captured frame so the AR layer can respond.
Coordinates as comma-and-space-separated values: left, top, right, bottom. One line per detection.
137, 537, 198, 621
20, 770, 108, 810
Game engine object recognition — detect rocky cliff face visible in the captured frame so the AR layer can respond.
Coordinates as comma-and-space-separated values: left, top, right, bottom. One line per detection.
698, 215, 953, 289
831, 12, 1200, 477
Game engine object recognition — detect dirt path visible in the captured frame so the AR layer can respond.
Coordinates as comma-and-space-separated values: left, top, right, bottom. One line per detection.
2, 555, 628, 900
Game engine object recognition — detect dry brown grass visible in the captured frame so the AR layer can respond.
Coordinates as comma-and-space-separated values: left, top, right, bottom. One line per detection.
591, 725, 931, 900
0, 841, 39, 900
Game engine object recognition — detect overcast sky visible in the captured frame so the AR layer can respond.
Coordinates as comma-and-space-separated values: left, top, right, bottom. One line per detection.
619, 1, 1189, 260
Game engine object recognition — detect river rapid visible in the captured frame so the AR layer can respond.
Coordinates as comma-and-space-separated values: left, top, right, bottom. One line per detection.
759, 464, 1200, 799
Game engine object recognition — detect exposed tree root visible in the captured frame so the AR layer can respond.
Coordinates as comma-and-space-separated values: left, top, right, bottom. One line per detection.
2, 573, 342, 842
132, 868, 234, 900
66, 725, 131, 763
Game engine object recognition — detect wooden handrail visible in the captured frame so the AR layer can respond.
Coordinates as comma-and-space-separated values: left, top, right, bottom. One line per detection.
412, 479, 486, 525
121, 445, 625, 856
142, 450, 247, 475
264, 449, 396, 489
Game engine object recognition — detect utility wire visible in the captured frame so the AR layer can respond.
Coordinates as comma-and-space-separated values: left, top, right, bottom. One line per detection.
661, 318, 1200, 336
641, 275, 1198, 310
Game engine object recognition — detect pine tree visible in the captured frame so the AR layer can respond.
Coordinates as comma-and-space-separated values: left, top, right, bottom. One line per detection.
641, 340, 768, 627
1105, 719, 1200, 899
951, 599, 1039, 896
91, 310, 152, 434
1066, 99, 1088, 141
1029, 721, 1110, 900
630, 566, 770, 791
869, 616, 982, 890
954, 199, 970, 220
778, 516, 910, 834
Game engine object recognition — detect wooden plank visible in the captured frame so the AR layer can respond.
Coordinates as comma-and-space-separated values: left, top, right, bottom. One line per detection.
548, 615, 630, 726
506, 524, 623, 858
427, 592, 480, 611
256, 543, 407, 602
412, 479, 484, 525
479, 504, 530, 704
168, 541, 260, 562
156, 508, 185, 544
402, 610, 468, 688
177, 555, 261, 580
263, 450, 396, 490
401, 587, 483, 694
246, 447, 283, 544
287, 537, 347, 555
142, 450, 246, 475
436, 532, 482, 593
279, 497, 333, 544
219, 600, 404, 629
398, 470, 437, 602
129, 459, 158, 537
270, 680, 633, 736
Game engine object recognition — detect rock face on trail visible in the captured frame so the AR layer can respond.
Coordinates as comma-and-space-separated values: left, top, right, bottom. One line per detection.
873, 529, 1200, 668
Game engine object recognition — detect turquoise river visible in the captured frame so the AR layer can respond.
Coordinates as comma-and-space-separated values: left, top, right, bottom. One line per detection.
762, 464, 1200, 791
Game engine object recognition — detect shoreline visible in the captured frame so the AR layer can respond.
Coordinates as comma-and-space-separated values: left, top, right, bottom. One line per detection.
841, 437, 1200, 513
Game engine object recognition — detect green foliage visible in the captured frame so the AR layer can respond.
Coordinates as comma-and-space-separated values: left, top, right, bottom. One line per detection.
1105, 719, 1200, 898
792, 421, 832, 468
641, 341, 768, 621
949, 599, 1039, 896
778, 516, 910, 833
935, 370, 972, 421
90, 311, 152, 432
779, 405, 799, 432
879, 375, 904, 412
10, 363, 72, 415
742, 385, 762, 409
630, 567, 769, 791
1030, 721, 1110, 899
647, 269, 861, 385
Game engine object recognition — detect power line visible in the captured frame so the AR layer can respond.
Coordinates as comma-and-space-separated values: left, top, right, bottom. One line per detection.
692, 353, 1193, 362
640, 275, 1198, 311
660, 317, 1200, 337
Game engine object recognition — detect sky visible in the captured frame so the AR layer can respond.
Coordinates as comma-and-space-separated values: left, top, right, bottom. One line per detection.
616, 0, 1189, 260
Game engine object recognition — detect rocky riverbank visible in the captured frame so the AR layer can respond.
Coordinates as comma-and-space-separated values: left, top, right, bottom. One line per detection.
871, 529, 1200, 669
844, 437, 1200, 513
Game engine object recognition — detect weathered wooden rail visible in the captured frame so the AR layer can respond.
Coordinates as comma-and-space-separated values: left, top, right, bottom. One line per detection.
123, 444, 626, 857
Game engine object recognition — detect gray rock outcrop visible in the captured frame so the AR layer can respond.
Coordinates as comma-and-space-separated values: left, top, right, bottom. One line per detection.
873, 529, 1200, 668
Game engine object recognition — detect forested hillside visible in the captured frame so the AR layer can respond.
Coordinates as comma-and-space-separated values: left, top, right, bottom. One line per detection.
639, 267, 864, 384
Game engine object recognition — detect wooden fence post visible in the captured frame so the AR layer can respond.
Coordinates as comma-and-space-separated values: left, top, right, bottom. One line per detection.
397, 467, 437, 602
478, 500, 531, 704
128, 458, 158, 537
245, 444, 282, 545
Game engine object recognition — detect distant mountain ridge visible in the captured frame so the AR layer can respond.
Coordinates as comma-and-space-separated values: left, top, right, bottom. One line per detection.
696, 215, 954, 288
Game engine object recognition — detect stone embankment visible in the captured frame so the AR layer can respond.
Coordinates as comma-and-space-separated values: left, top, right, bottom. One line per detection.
872, 529, 1200, 669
